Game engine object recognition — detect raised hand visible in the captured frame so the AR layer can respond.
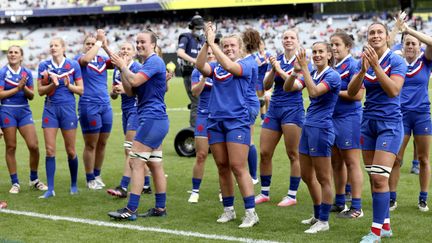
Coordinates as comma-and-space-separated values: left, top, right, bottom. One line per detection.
96, 29, 106, 42
64, 75, 71, 87
269, 56, 281, 72
110, 53, 126, 70
394, 11, 408, 33
205, 22, 216, 45
17, 72, 27, 90
295, 48, 308, 70
363, 45, 379, 69
49, 73, 59, 87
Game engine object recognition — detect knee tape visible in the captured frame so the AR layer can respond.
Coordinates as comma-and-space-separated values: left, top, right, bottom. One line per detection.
148, 151, 163, 163
129, 151, 150, 162
370, 165, 392, 178
365, 165, 372, 175
123, 141, 133, 150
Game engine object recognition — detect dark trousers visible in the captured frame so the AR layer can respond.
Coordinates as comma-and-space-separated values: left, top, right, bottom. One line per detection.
183, 73, 198, 127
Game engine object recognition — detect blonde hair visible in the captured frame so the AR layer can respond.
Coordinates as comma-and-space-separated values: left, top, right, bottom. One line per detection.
221, 34, 244, 57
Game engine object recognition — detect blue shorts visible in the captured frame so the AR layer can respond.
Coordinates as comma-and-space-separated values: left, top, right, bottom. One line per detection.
207, 118, 251, 145
134, 118, 169, 149
0, 106, 34, 128
122, 109, 139, 134
79, 103, 113, 134
360, 118, 404, 155
262, 104, 304, 131
402, 110, 432, 136
42, 103, 78, 130
333, 112, 362, 150
256, 79, 264, 92
299, 125, 335, 157
195, 114, 209, 137
248, 104, 260, 126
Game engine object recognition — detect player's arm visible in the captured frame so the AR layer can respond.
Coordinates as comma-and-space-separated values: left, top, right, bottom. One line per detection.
66, 76, 83, 96
191, 75, 206, 97
195, 43, 213, 77
79, 29, 105, 66
348, 56, 368, 97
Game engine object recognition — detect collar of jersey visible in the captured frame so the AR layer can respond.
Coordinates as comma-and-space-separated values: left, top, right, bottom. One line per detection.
7, 65, 21, 75
377, 48, 391, 65
405, 52, 423, 67
313, 66, 330, 80
50, 57, 66, 69
335, 54, 352, 68
282, 54, 296, 65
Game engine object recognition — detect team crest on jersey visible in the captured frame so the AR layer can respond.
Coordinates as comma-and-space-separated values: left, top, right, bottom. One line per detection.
64, 63, 71, 70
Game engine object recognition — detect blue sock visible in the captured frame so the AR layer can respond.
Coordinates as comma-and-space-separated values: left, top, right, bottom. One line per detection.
248, 145, 258, 180
222, 196, 235, 208
86, 173, 95, 182
120, 176, 130, 189
30, 170, 38, 181
412, 160, 419, 167
335, 194, 345, 206
243, 195, 255, 209
372, 192, 390, 227
319, 203, 332, 221
68, 156, 78, 188
351, 198, 362, 210
314, 204, 321, 219
10, 173, 19, 185
345, 184, 351, 194
288, 176, 301, 199
155, 193, 166, 209
419, 191, 428, 202
127, 193, 140, 212
46, 156, 56, 191
260, 113, 265, 120
260, 175, 272, 196
390, 191, 397, 201
144, 176, 151, 188
94, 169, 101, 177
192, 178, 201, 193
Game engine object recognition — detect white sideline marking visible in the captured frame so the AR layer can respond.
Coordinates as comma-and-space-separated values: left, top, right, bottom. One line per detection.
0, 209, 281, 243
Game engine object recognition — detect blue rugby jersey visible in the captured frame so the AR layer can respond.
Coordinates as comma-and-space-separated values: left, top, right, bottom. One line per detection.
207, 57, 252, 120
267, 53, 303, 106
305, 66, 341, 128
191, 67, 213, 115
112, 61, 141, 111
359, 49, 407, 121
135, 53, 167, 120
255, 51, 271, 87
75, 54, 110, 105
244, 54, 260, 109
400, 53, 432, 112
333, 54, 362, 117
38, 58, 82, 105
0, 65, 33, 106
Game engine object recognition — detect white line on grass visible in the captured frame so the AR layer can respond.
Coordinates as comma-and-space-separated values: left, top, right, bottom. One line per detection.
0, 209, 281, 243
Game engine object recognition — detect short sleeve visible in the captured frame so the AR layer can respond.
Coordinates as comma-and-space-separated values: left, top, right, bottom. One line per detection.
113, 68, 121, 85
138, 56, 162, 80
390, 55, 407, 79
72, 61, 83, 82
0, 69, 5, 88
191, 69, 201, 85
178, 36, 189, 50
237, 59, 252, 77
25, 69, 33, 88
37, 62, 46, 80
321, 72, 340, 91
208, 62, 218, 77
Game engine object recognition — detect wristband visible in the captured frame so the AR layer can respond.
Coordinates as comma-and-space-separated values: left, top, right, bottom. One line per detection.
95, 41, 102, 47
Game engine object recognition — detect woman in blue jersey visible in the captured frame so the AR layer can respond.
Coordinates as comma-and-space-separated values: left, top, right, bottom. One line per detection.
108, 30, 169, 219
106, 42, 153, 198
75, 29, 113, 190
188, 47, 216, 204
348, 22, 407, 242
195, 23, 259, 228
255, 40, 271, 122
255, 29, 303, 207
329, 31, 364, 218
388, 14, 432, 212
38, 37, 84, 198
290, 43, 340, 233
0, 45, 47, 194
